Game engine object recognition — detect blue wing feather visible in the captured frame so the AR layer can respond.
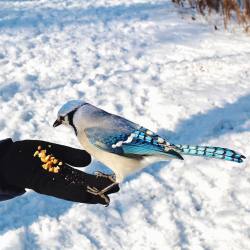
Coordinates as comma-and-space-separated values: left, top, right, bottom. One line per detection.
85, 126, 182, 159
85, 127, 126, 155
122, 142, 168, 156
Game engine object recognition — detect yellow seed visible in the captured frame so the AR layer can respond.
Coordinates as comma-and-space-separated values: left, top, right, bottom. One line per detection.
53, 167, 59, 173
48, 162, 53, 168
48, 167, 54, 172
39, 152, 45, 158
42, 164, 48, 170
34, 151, 39, 157
58, 162, 63, 166
45, 155, 51, 161
41, 151, 46, 158
53, 159, 58, 164
41, 157, 47, 163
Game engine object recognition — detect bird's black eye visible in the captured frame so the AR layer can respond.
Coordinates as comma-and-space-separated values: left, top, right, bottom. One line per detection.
60, 116, 65, 121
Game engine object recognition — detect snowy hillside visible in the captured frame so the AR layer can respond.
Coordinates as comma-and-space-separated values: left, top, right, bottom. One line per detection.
0, 0, 250, 249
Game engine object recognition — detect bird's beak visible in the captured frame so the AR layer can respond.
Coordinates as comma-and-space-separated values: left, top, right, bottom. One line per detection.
53, 119, 62, 127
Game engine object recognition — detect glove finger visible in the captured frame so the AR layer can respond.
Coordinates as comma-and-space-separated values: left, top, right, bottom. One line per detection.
41, 142, 91, 167
29, 165, 110, 205
47, 164, 117, 204
18, 140, 91, 167
56, 166, 120, 199
105, 184, 120, 195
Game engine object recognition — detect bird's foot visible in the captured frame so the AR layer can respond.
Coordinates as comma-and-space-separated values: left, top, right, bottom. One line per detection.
94, 171, 116, 183
87, 186, 110, 206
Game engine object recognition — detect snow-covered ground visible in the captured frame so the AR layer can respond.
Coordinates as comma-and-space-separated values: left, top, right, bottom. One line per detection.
0, 0, 250, 249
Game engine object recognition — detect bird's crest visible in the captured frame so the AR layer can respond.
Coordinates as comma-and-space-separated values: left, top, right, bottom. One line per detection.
58, 100, 86, 117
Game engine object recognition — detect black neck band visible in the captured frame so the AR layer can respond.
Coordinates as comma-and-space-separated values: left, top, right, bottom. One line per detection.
68, 110, 78, 135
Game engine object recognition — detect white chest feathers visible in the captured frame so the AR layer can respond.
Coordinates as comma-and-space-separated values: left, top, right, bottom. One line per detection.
76, 131, 147, 182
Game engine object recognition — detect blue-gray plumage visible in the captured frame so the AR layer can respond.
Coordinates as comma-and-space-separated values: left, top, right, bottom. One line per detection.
53, 100, 246, 203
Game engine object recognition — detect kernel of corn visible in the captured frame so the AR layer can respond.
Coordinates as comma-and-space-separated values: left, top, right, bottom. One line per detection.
58, 162, 63, 166
41, 157, 47, 163
45, 155, 51, 161
42, 164, 48, 170
48, 167, 54, 172
53, 167, 59, 173
34, 151, 39, 157
53, 159, 58, 164
39, 152, 46, 158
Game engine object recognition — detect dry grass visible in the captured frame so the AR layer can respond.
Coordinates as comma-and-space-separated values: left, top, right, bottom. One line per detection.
172, 0, 250, 30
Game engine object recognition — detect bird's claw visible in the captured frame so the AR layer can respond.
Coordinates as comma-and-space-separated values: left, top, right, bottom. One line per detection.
94, 171, 116, 183
87, 186, 110, 206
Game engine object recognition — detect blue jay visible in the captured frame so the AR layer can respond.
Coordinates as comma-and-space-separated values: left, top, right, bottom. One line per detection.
53, 100, 245, 202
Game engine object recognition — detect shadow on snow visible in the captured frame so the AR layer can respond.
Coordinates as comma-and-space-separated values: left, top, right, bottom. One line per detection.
0, 2, 171, 29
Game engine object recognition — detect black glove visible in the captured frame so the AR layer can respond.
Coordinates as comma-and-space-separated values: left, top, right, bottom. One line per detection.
0, 139, 119, 205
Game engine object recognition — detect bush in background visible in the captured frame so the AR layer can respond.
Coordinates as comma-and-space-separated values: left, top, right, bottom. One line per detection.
173, 0, 250, 30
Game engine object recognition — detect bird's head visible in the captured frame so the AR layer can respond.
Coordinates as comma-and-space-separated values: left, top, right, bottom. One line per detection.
53, 100, 86, 133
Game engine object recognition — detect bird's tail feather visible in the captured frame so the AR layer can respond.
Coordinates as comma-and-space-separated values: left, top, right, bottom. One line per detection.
174, 144, 246, 163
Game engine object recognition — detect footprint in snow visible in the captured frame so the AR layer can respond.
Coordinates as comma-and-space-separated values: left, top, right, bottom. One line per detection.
0, 82, 20, 102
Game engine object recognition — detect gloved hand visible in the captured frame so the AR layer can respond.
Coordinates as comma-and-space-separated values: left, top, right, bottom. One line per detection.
0, 139, 119, 206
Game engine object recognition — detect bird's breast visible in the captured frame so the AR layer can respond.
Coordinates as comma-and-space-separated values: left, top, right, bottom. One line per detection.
77, 131, 142, 182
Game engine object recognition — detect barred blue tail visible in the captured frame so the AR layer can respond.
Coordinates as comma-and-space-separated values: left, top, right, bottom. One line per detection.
174, 144, 246, 163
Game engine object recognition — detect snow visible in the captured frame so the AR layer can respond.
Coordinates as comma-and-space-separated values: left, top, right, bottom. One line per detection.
0, 0, 250, 249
